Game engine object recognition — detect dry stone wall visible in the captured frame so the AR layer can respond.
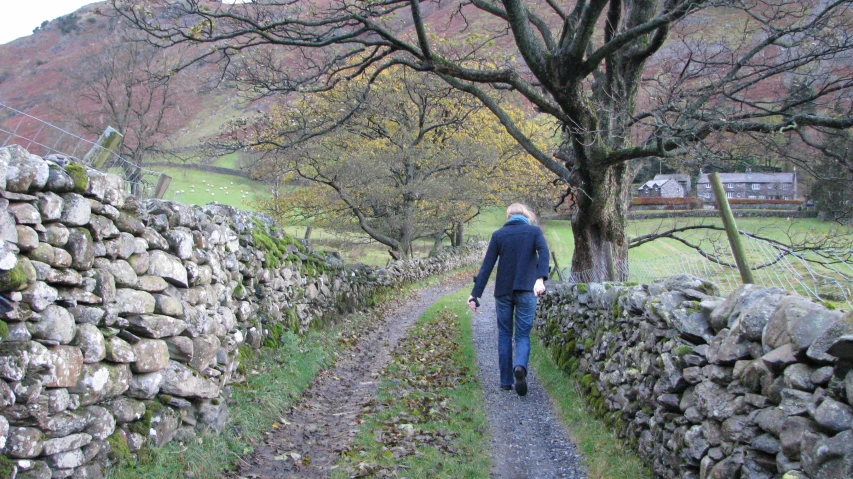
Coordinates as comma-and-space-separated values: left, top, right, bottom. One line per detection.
0, 145, 485, 479
536, 275, 853, 479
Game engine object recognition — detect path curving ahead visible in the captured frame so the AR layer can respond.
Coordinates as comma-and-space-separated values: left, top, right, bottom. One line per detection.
472, 283, 587, 479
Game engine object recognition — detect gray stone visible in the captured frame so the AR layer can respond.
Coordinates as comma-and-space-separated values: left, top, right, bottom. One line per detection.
805, 429, 853, 479
71, 324, 106, 364
0, 145, 8, 190
146, 400, 180, 447
780, 388, 814, 416
114, 232, 137, 260
812, 397, 853, 433
44, 447, 85, 469
101, 260, 137, 288
153, 294, 183, 317
28, 242, 55, 265
762, 343, 798, 374
127, 252, 149, 276
21, 281, 58, 311
15, 225, 38, 250
114, 288, 155, 316
104, 336, 135, 363
137, 275, 168, 293
106, 397, 145, 424
6, 322, 31, 342
0, 200, 17, 243
68, 362, 131, 406
755, 407, 786, 436
131, 339, 170, 373
126, 371, 163, 399
41, 433, 92, 456
45, 388, 72, 414
68, 306, 105, 325
83, 405, 115, 440
93, 270, 115, 304
9, 202, 41, 225
780, 416, 819, 460
707, 451, 743, 479
114, 212, 145, 235
810, 366, 834, 387
126, 314, 187, 339
42, 346, 84, 388
28, 304, 76, 344
707, 328, 751, 365
88, 215, 119, 241
710, 284, 785, 332
141, 227, 169, 250
4, 146, 49, 192
4, 426, 44, 458
0, 342, 28, 381
751, 433, 782, 455
64, 227, 94, 270
189, 335, 220, 372
164, 336, 193, 363
147, 250, 188, 288
694, 380, 737, 420
0, 415, 6, 450
784, 363, 815, 391
46, 163, 75, 192
827, 334, 853, 360
44, 223, 69, 247
160, 360, 219, 399
807, 312, 853, 363
36, 191, 63, 221
60, 193, 91, 227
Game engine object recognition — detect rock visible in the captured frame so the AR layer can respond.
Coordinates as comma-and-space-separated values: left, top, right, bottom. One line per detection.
0, 200, 17, 244
189, 335, 220, 372
71, 324, 106, 364
805, 429, 853, 479
164, 336, 193, 363
15, 225, 38, 250
127, 252, 149, 276
812, 397, 853, 433
694, 380, 737, 420
0, 146, 8, 190
762, 344, 797, 374
145, 401, 180, 447
126, 371, 163, 399
780, 416, 819, 460
64, 227, 94, 270
104, 336, 135, 363
707, 451, 743, 479
4, 426, 44, 458
137, 275, 168, 293
28, 304, 76, 344
101, 260, 137, 288
45, 388, 72, 414
4, 146, 49, 192
0, 342, 28, 381
147, 250, 188, 288
141, 228, 168, 250
807, 312, 853, 363
126, 315, 187, 339
783, 363, 815, 391
780, 388, 814, 416
41, 433, 92, 456
44, 447, 85, 469
106, 397, 145, 424
755, 407, 786, 436
115, 212, 145, 235
153, 294, 183, 317
707, 328, 751, 365
68, 362, 131, 406
46, 163, 75, 193
113, 289, 155, 316
827, 334, 853, 360
44, 223, 69, 247
68, 306, 105, 325
36, 192, 63, 221
751, 433, 782, 455
42, 346, 84, 388
21, 281, 58, 312
88, 215, 119, 241
60, 193, 91, 227
83, 405, 115, 440
710, 284, 785, 332
9, 202, 41, 225
92, 270, 115, 304
810, 366, 834, 387
131, 339, 170, 373
160, 361, 219, 399
0, 255, 36, 292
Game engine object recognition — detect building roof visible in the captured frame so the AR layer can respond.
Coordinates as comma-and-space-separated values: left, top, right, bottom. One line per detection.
696, 172, 795, 184
654, 174, 691, 183
639, 178, 675, 189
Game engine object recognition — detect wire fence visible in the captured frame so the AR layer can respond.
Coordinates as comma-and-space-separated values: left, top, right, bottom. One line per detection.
563, 233, 853, 309
0, 103, 165, 198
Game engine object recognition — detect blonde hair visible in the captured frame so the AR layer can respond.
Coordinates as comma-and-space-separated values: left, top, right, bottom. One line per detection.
506, 203, 537, 224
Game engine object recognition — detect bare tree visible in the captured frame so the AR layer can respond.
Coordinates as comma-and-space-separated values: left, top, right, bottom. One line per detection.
63, 37, 181, 185
112, 0, 853, 278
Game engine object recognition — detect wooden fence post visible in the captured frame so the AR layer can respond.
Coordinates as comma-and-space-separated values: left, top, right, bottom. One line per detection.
152, 173, 172, 199
709, 172, 755, 284
82, 127, 123, 169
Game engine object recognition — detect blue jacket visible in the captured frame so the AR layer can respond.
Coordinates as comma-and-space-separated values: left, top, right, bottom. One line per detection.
471, 218, 550, 298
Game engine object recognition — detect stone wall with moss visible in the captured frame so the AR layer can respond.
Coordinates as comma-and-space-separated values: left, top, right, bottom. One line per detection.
0, 145, 486, 478
536, 276, 853, 479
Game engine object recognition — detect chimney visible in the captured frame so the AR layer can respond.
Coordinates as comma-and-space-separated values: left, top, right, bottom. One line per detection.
746, 167, 751, 179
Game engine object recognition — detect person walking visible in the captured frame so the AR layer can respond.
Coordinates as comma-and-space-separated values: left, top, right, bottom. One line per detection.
468, 203, 549, 396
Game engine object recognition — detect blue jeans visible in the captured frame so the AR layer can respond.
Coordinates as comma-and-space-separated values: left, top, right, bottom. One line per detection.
495, 291, 536, 387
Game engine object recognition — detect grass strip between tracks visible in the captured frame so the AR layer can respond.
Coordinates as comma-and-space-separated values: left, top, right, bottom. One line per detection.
333, 287, 490, 479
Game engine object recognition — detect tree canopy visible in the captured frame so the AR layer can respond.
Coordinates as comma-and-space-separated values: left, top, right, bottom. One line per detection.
113, 0, 853, 277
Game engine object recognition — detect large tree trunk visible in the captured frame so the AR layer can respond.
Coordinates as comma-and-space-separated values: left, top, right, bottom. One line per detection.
453, 221, 463, 247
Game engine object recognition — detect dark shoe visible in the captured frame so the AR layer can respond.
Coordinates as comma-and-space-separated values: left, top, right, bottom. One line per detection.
514, 366, 527, 396
500, 385, 512, 391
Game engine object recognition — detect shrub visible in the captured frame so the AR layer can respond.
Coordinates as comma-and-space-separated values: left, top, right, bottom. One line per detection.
632, 197, 703, 209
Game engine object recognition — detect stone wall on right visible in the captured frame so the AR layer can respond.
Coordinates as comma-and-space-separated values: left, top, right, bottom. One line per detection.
535, 275, 853, 479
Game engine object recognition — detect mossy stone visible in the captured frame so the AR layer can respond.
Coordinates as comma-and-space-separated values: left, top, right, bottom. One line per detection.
107, 432, 132, 464
64, 163, 88, 193
0, 257, 35, 292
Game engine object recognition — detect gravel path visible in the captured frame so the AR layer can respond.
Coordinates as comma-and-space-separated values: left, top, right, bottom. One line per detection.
231, 275, 472, 478
472, 283, 587, 479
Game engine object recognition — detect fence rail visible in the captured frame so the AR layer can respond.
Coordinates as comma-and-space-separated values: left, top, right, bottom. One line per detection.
0, 103, 166, 198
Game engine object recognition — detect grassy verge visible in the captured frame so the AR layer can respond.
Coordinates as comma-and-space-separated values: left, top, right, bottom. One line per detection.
108, 268, 475, 479
333, 288, 490, 479
529, 335, 654, 479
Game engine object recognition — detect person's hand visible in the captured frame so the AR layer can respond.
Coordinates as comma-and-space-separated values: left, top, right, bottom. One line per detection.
467, 296, 479, 312
534, 278, 546, 297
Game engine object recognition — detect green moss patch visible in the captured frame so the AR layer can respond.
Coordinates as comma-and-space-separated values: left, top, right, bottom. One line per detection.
65, 163, 89, 193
